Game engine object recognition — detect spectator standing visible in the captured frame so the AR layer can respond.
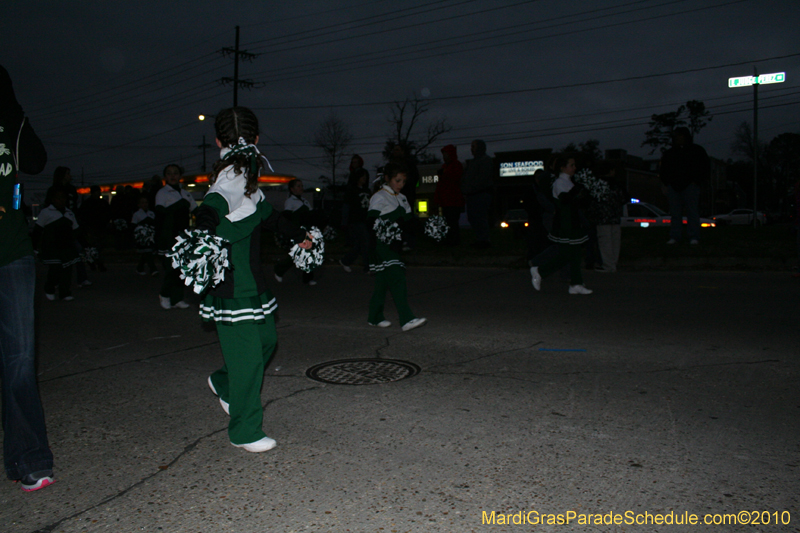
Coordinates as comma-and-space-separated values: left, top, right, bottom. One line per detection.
523, 168, 555, 264
340, 168, 371, 272
461, 139, 494, 248
433, 144, 464, 246
591, 166, 627, 273
659, 127, 710, 245
0, 64, 55, 491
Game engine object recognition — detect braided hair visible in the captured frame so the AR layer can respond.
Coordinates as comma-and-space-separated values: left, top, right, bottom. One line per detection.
211, 107, 263, 197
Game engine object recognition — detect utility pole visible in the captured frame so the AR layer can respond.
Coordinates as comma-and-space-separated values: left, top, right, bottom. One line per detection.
219, 26, 260, 107
198, 135, 211, 173
752, 67, 758, 228
728, 69, 785, 227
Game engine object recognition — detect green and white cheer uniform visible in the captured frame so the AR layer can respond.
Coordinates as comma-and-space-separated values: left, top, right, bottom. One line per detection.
199, 164, 305, 445
367, 185, 416, 326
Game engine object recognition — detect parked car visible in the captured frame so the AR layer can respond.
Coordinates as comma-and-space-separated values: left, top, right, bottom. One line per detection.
499, 208, 529, 238
712, 209, 767, 226
621, 202, 716, 228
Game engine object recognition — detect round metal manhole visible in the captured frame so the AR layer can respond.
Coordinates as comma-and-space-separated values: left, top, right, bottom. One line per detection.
306, 358, 421, 385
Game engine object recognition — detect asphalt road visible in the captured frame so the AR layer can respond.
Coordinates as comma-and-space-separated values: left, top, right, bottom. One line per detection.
2, 264, 799, 533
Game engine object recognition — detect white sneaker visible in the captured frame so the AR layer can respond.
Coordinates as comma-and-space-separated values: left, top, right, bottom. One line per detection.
45, 293, 56, 301
307, 280, 317, 286
173, 301, 190, 309
207, 377, 229, 415
79, 279, 92, 287
568, 284, 593, 295
401, 317, 427, 332
159, 295, 172, 309
137, 270, 147, 276
369, 320, 391, 328
689, 239, 699, 245
339, 260, 352, 273
530, 266, 541, 291
666, 238, 677, 245
274, 273, 283, 283
62, 295, 75, 301
232, 436, 276, 453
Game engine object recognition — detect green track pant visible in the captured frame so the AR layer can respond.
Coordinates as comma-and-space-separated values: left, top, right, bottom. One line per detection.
368, 265, 415, 326
209, 315, 277, 445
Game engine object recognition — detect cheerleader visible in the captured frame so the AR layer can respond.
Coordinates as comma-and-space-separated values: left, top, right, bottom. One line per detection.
32, 189, 82, 301
132, 196, 158, 275
154, 164, 196, 309
273, 179, 318, 285
367, 163, 426, 332
196, 107, 311, 452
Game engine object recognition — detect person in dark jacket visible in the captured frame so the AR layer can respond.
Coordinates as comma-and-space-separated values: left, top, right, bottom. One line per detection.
461, 139, 494, 248
340, 168, 371, 271
434, 144, 465, 246
659, 127, 710, 245
0, 64, 55, 491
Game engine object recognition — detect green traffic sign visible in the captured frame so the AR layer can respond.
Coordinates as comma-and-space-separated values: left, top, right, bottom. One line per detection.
729, 72, 785, 88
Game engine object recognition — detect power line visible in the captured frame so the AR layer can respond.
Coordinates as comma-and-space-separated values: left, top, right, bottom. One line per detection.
248, 0, 656, 76
248, 0, 747, 84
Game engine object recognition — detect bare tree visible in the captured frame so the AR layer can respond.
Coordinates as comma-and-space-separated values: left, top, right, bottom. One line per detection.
730, 121, 765, 162
314, 113, 353, 190
383, 95, 452, 163
641, 100, 712, 154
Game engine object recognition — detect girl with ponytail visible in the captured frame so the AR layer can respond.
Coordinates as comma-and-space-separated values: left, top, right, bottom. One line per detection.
197, 107, 312, 453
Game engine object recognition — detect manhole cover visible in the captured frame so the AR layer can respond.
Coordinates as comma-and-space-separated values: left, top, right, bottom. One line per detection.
306, 358, 421, 385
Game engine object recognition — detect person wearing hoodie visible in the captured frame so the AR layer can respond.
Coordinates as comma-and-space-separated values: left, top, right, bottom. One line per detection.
433, 144, 465, 246
659, 127, 710, 245
0, 64, 55, 491
461, 139, 494, 248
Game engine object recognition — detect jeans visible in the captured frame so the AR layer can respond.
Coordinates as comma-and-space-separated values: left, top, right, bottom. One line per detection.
466, 191, 492, 244
0, 256, 53, 480
667, 183, 701, 241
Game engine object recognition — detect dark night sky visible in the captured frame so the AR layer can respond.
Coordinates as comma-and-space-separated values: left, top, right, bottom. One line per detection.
4, 0, 799, 199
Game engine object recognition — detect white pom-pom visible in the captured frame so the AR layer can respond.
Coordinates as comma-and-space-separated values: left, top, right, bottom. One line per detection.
573, 168, 610, 201
323, 225, 337, 242
82, 247, 99, 264
289, 226, 325, 273
373, 218, 402, 244
134, 224, 155, 247
166, 229, 231, 294
424, 215, 449, 242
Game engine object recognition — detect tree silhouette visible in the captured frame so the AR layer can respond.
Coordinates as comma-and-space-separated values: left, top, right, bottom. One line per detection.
383, 95, 451, 163
642, 100, 712, 154
313, 113, 353, 191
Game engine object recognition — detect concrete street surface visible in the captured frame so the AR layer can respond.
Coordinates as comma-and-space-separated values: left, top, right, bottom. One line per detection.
2, 264, 799, 532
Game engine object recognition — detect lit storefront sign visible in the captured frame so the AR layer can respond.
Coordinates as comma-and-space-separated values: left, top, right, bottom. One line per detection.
499, 161, 544, 177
